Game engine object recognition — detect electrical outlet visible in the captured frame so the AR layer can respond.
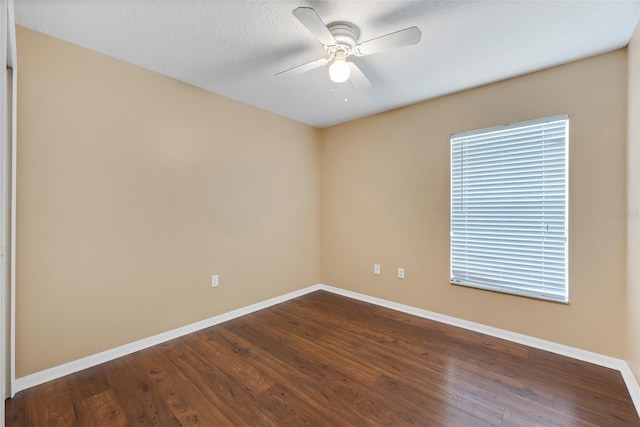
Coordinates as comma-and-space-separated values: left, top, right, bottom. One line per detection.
374, 264, 381, 275
397, 268, 405, 279
211, 275, 219, 287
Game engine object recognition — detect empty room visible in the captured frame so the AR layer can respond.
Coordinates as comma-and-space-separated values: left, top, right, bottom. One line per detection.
2, 0, 640, 425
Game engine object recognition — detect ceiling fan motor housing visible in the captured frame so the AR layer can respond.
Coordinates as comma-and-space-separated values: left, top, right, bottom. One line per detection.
326, 22, 360, 56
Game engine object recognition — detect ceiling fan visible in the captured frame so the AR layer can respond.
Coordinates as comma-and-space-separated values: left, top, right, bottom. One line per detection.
276, 7, 422, 90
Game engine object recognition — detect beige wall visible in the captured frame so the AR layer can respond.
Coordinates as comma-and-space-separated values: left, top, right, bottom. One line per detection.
628, 23, 640, 382
15, 26, 320, 377
16, 23, 633, 378
321, 50, 628, 358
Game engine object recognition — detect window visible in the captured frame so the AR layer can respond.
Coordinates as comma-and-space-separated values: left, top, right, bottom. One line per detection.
450, 115, 568, 303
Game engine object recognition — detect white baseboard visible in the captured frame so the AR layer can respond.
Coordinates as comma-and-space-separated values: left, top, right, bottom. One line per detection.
621, 363, 640, 416
13, 284, 323, 393
12, 282, 640, 419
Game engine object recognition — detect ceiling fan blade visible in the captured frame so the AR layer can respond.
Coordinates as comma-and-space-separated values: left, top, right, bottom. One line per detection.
292, 7, 336, 46
275, 57, 329, 79
354, 26, 422, 56
349, 62, 372, 90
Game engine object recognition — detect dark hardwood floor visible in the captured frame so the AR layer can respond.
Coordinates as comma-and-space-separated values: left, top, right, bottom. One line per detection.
6, 290, 639, 426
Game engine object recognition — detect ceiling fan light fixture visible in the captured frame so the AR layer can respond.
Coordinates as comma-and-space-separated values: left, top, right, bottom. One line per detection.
278, 7, 421, 90
329, 51, 350, 83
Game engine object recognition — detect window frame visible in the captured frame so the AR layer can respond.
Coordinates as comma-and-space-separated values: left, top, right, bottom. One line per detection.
449, 115, 569, 303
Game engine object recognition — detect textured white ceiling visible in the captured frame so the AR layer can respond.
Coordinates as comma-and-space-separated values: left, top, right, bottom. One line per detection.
14, 0, 640, 128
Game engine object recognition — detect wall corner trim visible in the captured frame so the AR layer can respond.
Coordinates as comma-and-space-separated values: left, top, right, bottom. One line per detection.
12, 283, 640, 419
621, 362, 640, 417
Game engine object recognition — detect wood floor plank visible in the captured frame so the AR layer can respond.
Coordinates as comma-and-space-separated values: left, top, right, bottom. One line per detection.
143, 345, 235, 425
66, 365, 111, 406
254, 382, 337, 426
194, 327, 323, 396
74, 389, 128, 427
102, 353, 181, 426
317, 372, 418, 425
237, 309, 381, 385
551, 384, 639, 426
372, 374, 498, 427
220, 318, 380, 425
215, 326, 378, 425
298, 310, 508, 424
182, 329, 275, 396
6, 290, 640, 426
158, 337, 280, 426
221, 316, 331, 385
24, 378, 76, 427
311, 314, 515, 418
4, 389, 26, 427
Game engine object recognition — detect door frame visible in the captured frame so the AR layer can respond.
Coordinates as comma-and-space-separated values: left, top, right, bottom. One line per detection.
9, 0, 17, 399
2, 2, 17, 422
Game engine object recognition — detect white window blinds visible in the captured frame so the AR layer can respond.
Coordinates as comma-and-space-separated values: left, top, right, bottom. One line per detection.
450, 115, 568, 303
